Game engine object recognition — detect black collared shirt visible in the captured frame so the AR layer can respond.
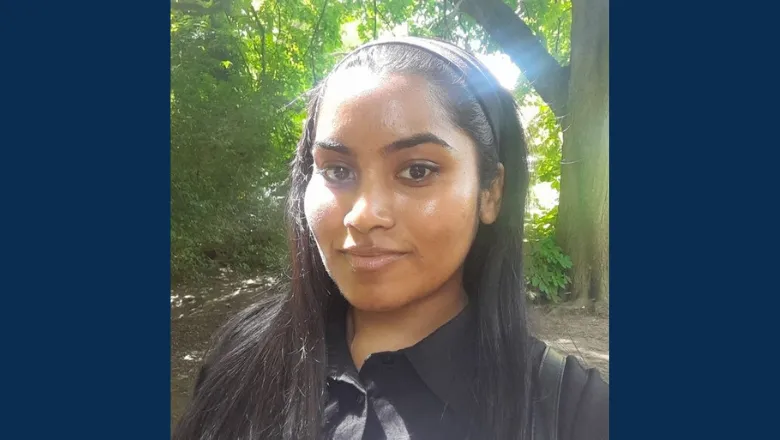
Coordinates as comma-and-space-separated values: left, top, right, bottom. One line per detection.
323, 303, 609, 440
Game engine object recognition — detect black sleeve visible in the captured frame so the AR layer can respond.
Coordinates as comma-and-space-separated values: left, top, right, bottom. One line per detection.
558, 356, 609, 440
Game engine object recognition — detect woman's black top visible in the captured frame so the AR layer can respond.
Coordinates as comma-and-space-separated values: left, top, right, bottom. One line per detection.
323, 303, 609, 440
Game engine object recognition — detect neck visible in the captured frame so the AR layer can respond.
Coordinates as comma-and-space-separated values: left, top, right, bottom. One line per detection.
347, 277, 468, 370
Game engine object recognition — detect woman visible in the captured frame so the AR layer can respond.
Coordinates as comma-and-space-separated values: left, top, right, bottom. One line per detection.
173, 36, 608, 440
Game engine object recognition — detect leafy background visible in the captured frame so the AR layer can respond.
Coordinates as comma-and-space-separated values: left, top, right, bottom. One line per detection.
171, 0, 577, 302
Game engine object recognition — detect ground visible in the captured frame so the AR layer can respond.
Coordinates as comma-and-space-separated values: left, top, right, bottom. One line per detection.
170, 273, 609, 430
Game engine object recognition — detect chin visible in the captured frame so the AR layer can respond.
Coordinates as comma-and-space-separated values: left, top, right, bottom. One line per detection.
341, 285, 418, 313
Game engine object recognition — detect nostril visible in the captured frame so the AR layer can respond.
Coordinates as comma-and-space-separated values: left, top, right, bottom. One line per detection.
344, 196, 395, 232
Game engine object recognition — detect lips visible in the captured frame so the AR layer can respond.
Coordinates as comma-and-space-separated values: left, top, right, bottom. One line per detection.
340, 248, 408, 271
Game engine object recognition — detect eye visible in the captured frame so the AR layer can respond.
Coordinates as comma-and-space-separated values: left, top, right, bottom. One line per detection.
321, 166, 355, 183
397, 164, 437, 182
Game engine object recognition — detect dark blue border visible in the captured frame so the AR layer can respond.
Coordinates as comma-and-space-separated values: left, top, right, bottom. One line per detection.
611, 2, 777, 438
4, 2, 170, 437
4, 0, 775, 438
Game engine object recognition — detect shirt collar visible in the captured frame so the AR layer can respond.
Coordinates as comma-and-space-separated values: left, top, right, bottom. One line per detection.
325, 298, 479, 417
324, 299, 362, 389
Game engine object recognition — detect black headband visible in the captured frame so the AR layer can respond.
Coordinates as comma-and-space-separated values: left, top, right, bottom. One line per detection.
331, 36, 505, 150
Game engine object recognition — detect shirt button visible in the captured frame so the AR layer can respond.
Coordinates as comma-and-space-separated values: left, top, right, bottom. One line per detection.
356, 394, 365, 406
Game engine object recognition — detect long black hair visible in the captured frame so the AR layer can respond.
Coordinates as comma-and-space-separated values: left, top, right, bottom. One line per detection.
173, 38, 532, 440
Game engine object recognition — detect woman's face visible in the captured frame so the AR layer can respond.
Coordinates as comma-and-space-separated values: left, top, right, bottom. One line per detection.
304, 69, 497, 312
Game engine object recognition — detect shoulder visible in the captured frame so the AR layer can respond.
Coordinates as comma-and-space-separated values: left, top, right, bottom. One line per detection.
531, 338, 609, 440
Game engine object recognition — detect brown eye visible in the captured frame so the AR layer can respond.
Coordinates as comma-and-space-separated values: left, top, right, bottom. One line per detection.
322, 166, 355, 183
398, 164, 437, 181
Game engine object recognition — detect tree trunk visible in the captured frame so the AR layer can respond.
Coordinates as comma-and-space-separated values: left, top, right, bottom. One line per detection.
556, 0, 609, 307
454, 0, 610, 306
460, 0, 570, 118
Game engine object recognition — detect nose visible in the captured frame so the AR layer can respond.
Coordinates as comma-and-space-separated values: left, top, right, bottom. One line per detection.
343, 181, 395, 234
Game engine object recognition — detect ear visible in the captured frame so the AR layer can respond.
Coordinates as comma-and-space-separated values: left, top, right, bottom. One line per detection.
479, 163, 505, 225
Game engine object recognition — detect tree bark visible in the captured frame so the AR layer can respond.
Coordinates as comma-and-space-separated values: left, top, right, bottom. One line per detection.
461, 0, 610, 306
460, 0, 569, 118
556, 0, 609, 307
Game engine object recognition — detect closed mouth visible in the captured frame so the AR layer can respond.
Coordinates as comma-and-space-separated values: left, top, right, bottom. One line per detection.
340, 248, 408, 271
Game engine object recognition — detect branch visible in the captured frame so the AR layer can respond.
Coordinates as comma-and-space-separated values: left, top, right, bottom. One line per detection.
443, 0, 449, 39
460, 0, 569, 118
275, 0, 282, 39
443, 0, 465, 23
304, 0, 329, 60
260, 25, 266, 75
170, 1, 220, 15
458, 10, 469, 48
223, 12, 254, 80
305, 0, 330, 83
363, 0, 400, 38
376, 8, 397, 36
248, 7, 267, 75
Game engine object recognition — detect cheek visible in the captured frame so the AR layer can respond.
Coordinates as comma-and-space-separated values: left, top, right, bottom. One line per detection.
304, 179, 342, 243
410, 182, 480, 252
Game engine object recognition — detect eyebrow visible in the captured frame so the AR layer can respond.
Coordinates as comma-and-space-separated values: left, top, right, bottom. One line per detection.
312, 132, 452, 156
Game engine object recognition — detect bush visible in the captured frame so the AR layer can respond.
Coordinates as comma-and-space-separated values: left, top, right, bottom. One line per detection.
524, 206, 572, 303
170, 194, 289, 283
170, 15, 299, 284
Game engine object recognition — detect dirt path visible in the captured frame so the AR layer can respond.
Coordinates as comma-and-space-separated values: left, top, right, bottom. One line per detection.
170, 273, 279, 431
171, 275, 609, 429
530, 304, 610, 383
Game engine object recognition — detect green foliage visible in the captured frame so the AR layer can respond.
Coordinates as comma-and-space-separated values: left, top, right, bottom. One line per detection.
524, 207, 571, 302
170, 0, 576, 293
170, 0, 351, 282
520, 95, 568, 302
519, 0, 572, 64
521, 96, 562, 191
511, 0, 572, 302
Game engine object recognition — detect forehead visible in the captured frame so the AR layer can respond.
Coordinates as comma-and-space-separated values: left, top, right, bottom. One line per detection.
315, 69, 448, 142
